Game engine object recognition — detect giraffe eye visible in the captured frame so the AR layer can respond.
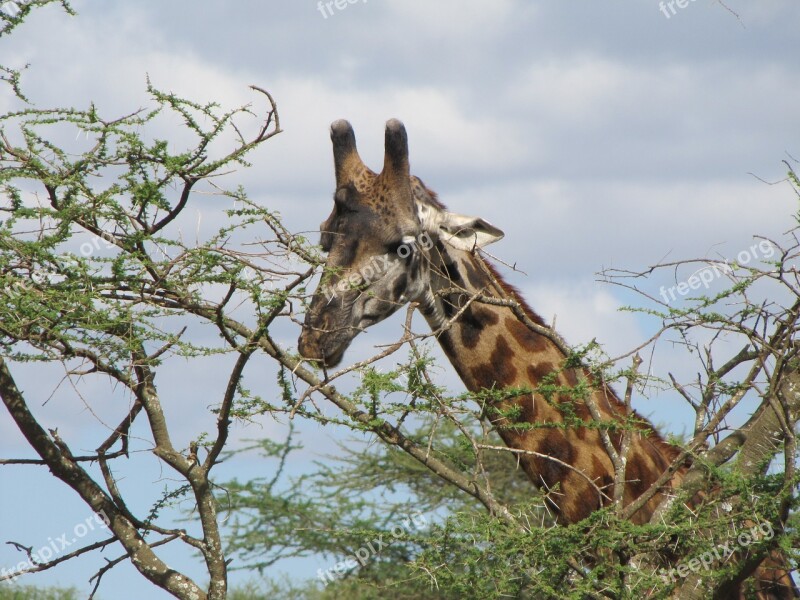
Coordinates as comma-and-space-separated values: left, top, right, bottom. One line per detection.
386, 240, 405, 255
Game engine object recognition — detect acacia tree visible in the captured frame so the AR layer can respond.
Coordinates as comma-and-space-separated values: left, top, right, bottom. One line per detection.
0, 4, 288, 597
2, 4, 799, 600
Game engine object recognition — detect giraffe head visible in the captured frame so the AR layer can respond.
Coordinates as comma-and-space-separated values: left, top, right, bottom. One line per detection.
297, 119, 504, 367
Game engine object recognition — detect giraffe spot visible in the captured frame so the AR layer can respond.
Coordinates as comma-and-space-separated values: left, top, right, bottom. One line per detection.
505, 317, 548, 353
441, 294, 459, 319
491, 336, 517, 383
438, 330, 458, 359
481, 307, 500, 325
470, 362, 499, 388
462, 260, 486, 288
592, 454, 614, 500
470, 335, 517, 387
459, 315, 482, 350
459, 305, 499, 350
518, 393, 537, 422
564, 368, 580, 387
571, 398, 591, 421
442, 259, 462, 284
434, 240, 463, 285
625, 454, 651, 499
533, 429, 573, 489
527, 361, 555, 382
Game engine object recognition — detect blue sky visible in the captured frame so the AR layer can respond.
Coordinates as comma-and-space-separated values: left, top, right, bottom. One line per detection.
1, 1, 799, 597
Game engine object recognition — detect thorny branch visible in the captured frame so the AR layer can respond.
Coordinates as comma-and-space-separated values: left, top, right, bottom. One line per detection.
0, 81, 282, 598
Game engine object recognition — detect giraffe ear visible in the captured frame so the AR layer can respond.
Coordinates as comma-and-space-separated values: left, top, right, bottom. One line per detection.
439, 212, 504, 251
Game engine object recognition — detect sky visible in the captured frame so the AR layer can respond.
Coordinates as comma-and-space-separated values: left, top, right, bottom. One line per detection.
1, 0, 799, 598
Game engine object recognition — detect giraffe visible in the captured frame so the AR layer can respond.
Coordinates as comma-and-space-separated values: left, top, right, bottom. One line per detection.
297, 119, 798, 598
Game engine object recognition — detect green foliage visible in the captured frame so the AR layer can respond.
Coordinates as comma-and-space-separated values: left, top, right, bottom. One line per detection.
0, 67, 292, 385
230, 575, 450, 600
219, 420, 499, 571
0, 585, 80, 600
223, 417, 799, 599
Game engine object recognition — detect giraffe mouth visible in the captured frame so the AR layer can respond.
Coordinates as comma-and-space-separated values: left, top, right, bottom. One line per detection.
298, 341, 348, 369
297, 325, 356, 369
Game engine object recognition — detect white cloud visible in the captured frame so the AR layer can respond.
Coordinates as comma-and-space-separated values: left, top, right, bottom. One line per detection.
520, 279, 642, 357
383, 0, 525, 40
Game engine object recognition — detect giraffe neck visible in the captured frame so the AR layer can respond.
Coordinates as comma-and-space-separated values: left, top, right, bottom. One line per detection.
419, 240, 683, 524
